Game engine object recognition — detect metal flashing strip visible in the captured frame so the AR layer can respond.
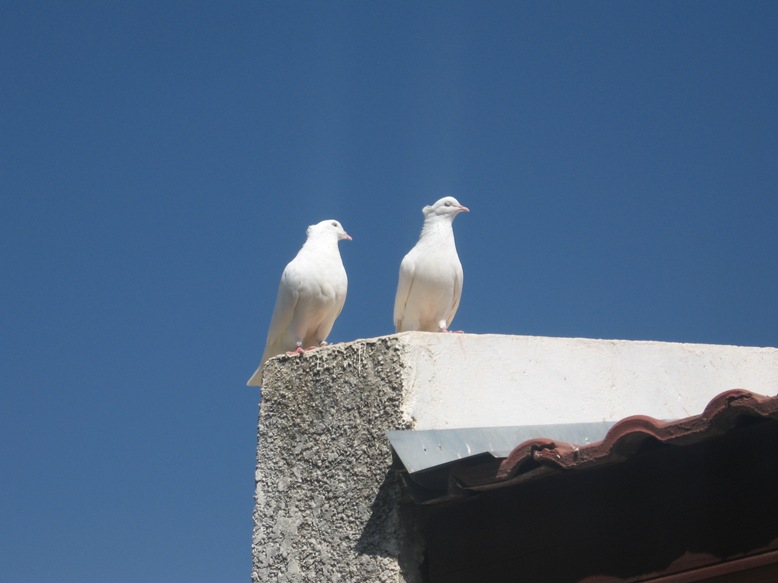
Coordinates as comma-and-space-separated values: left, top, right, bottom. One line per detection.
386, 422, 617, 474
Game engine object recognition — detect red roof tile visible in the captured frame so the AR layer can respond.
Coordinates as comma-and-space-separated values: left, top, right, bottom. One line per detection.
419, 389, 778, 581
396, 389, 778, 500
496, 389, 778, 483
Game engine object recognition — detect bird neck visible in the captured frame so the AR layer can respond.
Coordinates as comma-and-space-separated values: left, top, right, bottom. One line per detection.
419, 216, 455, 243
300, 235, 341, 259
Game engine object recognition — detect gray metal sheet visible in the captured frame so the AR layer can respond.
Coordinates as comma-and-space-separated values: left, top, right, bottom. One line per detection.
386, 422, 617, 474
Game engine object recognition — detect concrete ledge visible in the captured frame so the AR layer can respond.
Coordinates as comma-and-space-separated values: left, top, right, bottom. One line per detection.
252, 333, 778, 581
393, 332, 778, 428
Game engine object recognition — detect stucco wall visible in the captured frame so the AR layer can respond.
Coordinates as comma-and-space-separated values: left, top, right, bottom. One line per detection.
252, 335, 422, 583
252, 333, 778, 581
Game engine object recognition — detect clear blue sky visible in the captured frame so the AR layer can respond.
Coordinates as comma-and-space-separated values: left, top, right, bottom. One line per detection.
2, 2, 777, 581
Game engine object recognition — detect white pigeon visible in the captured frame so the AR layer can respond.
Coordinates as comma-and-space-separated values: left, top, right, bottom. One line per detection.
247, 219, 351, 386
394, 196, 469, 333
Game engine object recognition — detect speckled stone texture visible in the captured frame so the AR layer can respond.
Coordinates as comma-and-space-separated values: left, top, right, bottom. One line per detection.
252, 335, 422, 583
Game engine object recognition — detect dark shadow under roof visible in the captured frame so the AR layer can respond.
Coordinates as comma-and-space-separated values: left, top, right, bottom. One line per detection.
402, 389, 778, 582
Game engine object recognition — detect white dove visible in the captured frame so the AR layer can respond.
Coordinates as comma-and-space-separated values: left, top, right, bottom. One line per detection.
394, 196, 469, 333
247, 219, 351, 386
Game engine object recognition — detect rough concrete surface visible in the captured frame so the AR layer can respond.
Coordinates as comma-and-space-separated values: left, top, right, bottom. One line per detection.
252, 335, 422, 583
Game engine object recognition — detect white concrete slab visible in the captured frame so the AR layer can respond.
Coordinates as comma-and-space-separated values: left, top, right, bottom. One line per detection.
395, 332, 778, 429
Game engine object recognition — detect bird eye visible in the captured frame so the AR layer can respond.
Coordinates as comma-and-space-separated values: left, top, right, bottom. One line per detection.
331, 221, 338, 227
444, 201, 452, 207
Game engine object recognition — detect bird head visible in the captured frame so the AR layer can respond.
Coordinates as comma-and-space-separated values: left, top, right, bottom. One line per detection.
422, 196, 470, 220
307, 219, 352, 241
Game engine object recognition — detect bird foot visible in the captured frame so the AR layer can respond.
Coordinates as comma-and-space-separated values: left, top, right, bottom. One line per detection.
439, 327, 464, 334
302, 341, 329, 350
286, 346, 306, 356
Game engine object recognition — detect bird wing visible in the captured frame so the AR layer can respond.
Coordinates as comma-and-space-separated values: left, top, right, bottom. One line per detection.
447, 261, 464, 326
263, 270, 300, 361
247, 270, 299, 386
393, 254, 416, 331
311, 279, 347, 345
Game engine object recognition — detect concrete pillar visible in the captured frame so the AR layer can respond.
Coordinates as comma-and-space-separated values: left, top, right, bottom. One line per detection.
251, 335, 422, 582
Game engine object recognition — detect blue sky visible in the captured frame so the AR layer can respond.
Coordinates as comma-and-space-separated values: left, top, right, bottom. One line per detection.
2, 2, 777, 581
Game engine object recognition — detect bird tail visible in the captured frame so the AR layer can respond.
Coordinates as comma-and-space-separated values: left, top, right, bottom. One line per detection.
247, 364, 263, 386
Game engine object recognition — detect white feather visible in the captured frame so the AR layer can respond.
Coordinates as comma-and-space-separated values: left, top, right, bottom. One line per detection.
248, 219, 351, 386
394, 196, 468, 332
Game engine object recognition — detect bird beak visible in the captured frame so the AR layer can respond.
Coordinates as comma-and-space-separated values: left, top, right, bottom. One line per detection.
342, 232, 352, 241
458, 205, 470, 213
